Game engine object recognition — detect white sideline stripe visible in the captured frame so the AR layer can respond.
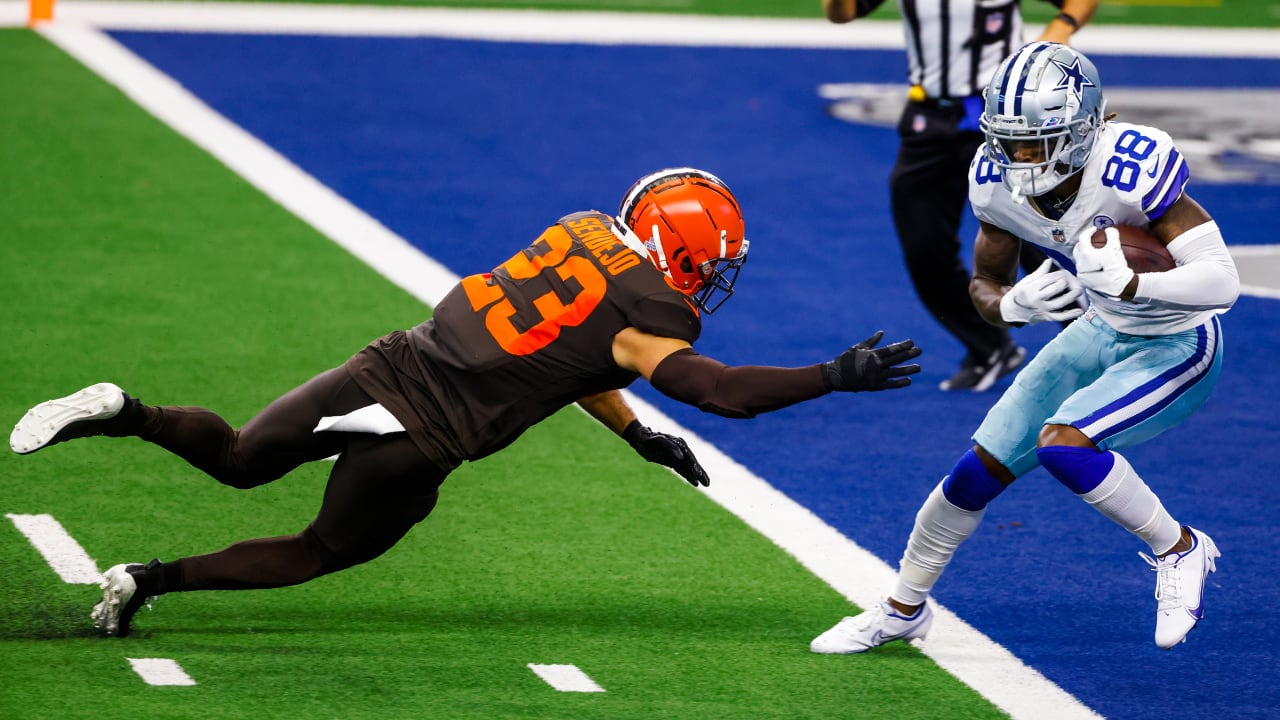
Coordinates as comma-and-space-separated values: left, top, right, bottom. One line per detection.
37, 22, 457, 311
34, 19, 1105, 720
0, 1, 21, 24
528, 663, 606, 693
4, 0, 1280, 57
127, 658, 197, 686
5, 513, 102, 584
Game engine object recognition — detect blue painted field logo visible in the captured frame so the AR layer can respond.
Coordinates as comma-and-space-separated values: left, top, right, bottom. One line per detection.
818, 84, 1280, 185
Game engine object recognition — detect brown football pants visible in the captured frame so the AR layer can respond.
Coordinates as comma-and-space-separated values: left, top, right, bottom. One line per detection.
135, 366, 446, 592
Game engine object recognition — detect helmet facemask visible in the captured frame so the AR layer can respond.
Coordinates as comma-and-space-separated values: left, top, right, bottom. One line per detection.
674, 228, 748, 314
618, 168, 748, 314
982, 109, 1097, 198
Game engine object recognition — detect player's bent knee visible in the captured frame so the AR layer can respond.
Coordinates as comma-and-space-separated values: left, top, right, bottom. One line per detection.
973, 445, 1016, 485
1037, 423, 1094, 449
1036, 445, 1114, 495
305, 492, 439, 576
940, 448, 1010, 511
302, 525, 359, 577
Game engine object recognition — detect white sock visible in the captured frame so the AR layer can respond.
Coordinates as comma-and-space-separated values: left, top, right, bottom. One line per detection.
892, 481, 986, 606
1079, 451, 1182, 555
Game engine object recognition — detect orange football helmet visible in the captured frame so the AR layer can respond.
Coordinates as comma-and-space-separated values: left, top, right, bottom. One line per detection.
617, 168, 748, 313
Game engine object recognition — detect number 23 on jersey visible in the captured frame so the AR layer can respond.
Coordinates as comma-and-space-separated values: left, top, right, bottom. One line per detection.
459, 225, 607, 356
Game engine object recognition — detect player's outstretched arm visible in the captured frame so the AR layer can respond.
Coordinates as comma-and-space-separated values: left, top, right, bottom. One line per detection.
611, 327, 921, 420
576, 391, 710, 487
821, 331, 923, 392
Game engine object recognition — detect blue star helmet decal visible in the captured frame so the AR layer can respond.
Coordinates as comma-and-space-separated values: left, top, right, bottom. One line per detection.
1051, 56, 1096, 99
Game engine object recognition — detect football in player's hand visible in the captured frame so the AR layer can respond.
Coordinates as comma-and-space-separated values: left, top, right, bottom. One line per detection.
1090, 225, 1175, 273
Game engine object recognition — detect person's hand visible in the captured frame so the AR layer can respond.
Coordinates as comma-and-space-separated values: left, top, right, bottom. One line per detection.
623, 420, 710, 487
821, 331, 922, 392
1073, 227, 1135, 298
999, 259, 1085, 325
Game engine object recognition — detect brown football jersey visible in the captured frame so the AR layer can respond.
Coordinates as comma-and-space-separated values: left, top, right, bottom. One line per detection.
346, 211, 701, 468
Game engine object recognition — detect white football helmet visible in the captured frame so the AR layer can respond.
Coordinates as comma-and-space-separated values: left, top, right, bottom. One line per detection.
980, 42, 1106, 199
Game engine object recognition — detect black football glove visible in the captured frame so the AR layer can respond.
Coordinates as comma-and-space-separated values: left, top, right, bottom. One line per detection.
622, 420, 710, 487
822, 330, 922, 392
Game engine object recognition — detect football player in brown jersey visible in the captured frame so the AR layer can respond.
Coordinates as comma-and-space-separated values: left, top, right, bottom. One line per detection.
10, 168, 922, 638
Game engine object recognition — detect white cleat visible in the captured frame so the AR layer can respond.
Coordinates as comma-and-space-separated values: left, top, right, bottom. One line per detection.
91, 563, 150, 637
810, 599, 933, 654
1143, 526, 1220, 649
9, 382, 126, 455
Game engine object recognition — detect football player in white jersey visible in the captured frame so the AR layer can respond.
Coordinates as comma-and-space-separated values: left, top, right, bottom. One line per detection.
811, 42, 1239, 653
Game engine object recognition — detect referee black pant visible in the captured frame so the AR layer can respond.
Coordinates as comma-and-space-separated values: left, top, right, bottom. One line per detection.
889, 99, 1048, 362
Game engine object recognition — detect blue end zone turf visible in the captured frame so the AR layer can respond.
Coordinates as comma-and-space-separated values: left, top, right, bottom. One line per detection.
112, 30, 1280, 720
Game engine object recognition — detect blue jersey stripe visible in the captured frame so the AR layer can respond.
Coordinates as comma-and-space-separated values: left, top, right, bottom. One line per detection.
1076, 316, 1219, 443
1143, 148, 1187, 218
1038, 243, 1075, 274
1146, 160, 1189, 220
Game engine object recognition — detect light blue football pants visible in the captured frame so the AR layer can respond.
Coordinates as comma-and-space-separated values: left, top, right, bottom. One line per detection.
973, 310, 1224, 478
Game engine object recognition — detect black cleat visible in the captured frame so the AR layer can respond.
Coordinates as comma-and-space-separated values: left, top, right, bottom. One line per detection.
939, 344, 1026, 392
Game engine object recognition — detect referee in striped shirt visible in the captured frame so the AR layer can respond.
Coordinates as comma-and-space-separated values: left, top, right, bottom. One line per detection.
824, 0, 1096, 391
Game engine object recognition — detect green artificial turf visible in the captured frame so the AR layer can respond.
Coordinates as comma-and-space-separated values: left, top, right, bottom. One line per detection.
84, 0, 1280, 27
0, 28, 1006, 720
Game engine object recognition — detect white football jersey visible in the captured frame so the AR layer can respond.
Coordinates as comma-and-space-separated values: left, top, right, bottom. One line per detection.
969, 121, 1214, 336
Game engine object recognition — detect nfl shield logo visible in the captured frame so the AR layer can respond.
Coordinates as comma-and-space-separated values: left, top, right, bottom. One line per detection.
912, 114, 926, 133
1051, 228, 1066, 244
986, 12, 1005, 34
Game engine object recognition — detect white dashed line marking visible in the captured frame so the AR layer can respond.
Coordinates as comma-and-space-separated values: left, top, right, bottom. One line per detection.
127, 658, 197, 686
6, 513, 101, 584
527, 664, 605, 692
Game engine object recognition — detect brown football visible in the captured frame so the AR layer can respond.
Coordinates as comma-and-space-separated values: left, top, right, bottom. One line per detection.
1090, 225, 1175, 273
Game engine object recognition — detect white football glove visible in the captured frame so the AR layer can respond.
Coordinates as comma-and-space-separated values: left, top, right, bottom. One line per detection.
1072, 227, 1135, 298
999, 259, 1085, 325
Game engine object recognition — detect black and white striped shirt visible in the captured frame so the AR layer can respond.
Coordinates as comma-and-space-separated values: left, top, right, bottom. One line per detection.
891, 0, 1032, 99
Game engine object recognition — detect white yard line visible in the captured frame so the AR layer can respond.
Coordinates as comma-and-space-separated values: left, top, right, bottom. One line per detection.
6, 513, 101, 584
527, 663, 606, 692
1230, 245, 1280, 300
4, 517, 194, 687
29, 5, 1280, 716
32, 20, 456, 310
127, 658, 197, 686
